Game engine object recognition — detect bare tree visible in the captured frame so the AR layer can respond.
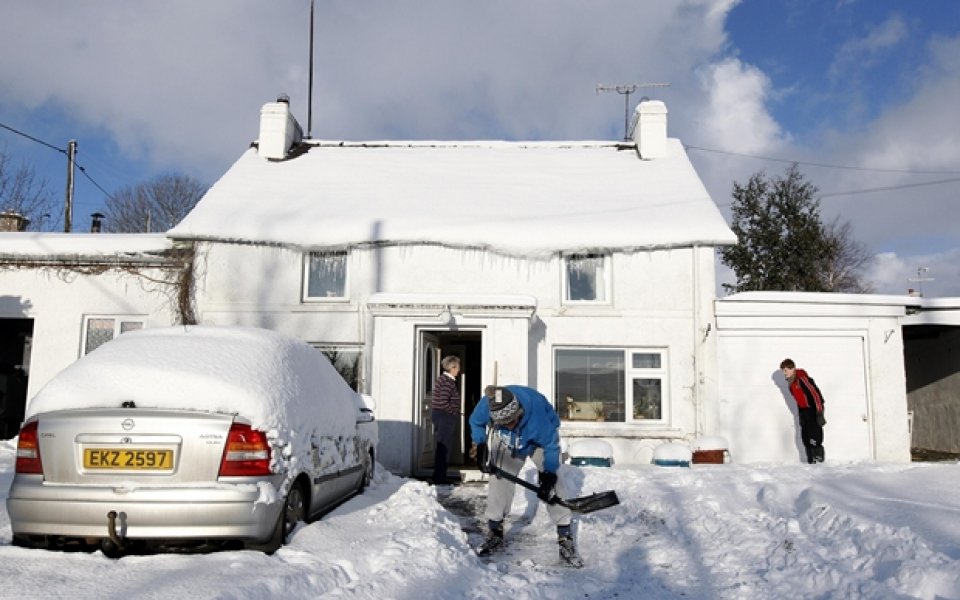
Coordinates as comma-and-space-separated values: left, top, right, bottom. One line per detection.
0, 149, 56, 230
822, 217, 875, 293
103, 173, 207, 233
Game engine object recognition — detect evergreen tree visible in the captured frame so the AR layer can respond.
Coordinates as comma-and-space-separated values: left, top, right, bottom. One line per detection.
721, 164, 870, 293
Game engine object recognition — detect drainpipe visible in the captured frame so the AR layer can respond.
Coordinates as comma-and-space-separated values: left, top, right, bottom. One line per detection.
692, 245, 703, 436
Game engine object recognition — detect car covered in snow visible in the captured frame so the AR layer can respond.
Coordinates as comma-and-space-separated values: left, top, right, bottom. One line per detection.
6, 325, 377, 555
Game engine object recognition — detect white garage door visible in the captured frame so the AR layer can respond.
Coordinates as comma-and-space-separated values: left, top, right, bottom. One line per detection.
717, 333, 873, 464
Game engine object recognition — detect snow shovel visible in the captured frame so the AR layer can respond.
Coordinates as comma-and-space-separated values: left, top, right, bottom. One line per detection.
489, 466, 620, 514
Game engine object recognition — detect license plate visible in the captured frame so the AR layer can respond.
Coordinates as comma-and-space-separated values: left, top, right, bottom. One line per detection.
83, 448, 173, 470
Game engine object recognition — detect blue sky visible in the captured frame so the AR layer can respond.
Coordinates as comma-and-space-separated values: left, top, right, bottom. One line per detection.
1, 0, 958, 295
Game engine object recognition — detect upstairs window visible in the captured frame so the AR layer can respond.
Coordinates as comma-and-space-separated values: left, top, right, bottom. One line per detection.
563, 254, 609, 303
304, 251, 348, 301
82, 316, 146, 355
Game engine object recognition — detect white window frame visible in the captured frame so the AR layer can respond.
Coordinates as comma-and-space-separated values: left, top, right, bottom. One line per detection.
303, 251, 349, 302
562, 254, 611, 304
553, 346, 668, 425
81, 315, 147, 355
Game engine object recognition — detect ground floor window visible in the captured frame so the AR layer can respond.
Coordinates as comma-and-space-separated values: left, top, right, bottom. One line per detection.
82, 316, 146, 355
554, 347, 667, 424
311, 344, 363, 391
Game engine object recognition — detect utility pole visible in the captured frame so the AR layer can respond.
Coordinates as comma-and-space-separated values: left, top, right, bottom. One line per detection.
307, 0, 315, 139
63, 139, 77, 232
596, 82, 670, 141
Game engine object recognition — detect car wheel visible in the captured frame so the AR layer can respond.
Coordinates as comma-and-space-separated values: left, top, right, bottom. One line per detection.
359, 449, 374, 493
282, 481, 307, 539
251, 480, 307, 554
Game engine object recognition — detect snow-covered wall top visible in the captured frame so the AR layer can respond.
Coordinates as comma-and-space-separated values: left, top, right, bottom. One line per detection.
169, 139, 736, 258
0, 232, 172, 259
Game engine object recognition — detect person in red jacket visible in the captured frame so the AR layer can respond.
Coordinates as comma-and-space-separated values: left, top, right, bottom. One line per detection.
780, 358, 826, 463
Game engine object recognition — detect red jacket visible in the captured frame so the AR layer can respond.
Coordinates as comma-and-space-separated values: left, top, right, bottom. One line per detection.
789, 369, 825, 412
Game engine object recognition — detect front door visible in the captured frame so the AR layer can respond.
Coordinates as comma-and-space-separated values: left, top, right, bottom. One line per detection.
417, 333, 441, 472
415, 329, 483, 477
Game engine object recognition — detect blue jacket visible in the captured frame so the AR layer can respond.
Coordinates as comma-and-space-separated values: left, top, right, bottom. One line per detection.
469, 385, 563, 473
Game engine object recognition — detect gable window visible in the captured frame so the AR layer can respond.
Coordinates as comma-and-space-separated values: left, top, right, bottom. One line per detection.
554, 347, 667, 424
82, 316, 146, 355
563, 254, 609, 303
304, 251, 348, 301
311, 344, 363, 391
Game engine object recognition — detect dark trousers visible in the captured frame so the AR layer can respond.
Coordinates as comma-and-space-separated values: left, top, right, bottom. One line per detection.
432, 409, 458, 484
798, 408, 825, 463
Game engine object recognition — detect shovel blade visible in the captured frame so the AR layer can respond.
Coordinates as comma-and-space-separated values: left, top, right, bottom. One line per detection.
560, 490, 620, 514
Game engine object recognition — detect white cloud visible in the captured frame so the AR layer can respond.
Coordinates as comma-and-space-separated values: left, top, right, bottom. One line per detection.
867, 250, 960, 297
828, 14, 907, 81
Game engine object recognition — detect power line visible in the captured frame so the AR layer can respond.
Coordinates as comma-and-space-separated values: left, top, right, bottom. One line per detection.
1, 119, 116, 203
685, 143, 960, 175
714, 176, 960, 207
0, 121, 65, 154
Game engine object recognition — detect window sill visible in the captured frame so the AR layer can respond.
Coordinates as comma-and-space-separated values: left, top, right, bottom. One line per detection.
560, 422, 681, 439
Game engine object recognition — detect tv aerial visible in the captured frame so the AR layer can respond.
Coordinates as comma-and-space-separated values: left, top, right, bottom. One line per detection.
596, 82, 670, 141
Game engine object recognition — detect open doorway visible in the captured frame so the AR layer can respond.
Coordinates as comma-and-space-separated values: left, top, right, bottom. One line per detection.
415, 329, 483, 480
0, 318, 33, 439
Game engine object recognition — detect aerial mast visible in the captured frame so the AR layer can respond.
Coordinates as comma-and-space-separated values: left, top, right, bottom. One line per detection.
596, 82, 670, 141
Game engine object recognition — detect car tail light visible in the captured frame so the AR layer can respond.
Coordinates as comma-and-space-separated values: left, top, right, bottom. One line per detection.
219, 423, 272, 477
15, 420, 42, 475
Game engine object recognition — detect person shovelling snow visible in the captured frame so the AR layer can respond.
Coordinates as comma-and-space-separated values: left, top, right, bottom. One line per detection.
468, 385, 583, 568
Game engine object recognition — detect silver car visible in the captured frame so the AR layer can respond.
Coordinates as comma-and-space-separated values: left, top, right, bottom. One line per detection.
7, 325, 377, 556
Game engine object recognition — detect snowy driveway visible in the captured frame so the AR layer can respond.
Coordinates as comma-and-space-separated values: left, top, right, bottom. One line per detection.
2, 440, 959, 599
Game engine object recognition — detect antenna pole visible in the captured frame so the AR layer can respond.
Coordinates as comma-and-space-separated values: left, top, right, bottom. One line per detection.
307, 0, 315, 139
596, 82, 670, 141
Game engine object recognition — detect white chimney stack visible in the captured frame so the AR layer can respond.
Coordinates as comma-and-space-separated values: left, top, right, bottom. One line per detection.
259, 95, 303, 160
631, 100, 668, 159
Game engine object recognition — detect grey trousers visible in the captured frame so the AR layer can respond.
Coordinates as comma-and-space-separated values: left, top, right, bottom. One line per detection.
484, 432, 572, 527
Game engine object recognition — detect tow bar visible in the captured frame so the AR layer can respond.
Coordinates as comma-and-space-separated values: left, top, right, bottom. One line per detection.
106, 510, 126, 552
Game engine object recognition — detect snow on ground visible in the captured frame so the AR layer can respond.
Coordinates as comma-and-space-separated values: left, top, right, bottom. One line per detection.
2, 438, 959, 599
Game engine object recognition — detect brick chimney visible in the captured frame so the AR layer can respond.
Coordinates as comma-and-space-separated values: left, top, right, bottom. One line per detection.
0, 211, 30, 232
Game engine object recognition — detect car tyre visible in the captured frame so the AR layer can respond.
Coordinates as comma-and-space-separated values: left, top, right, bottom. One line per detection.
251, 480, 307, 554
359, 449, 374, 493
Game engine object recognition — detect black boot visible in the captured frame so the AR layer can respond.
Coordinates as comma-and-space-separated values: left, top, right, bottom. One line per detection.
557, 525, 584, 568
477, 520, 504, 556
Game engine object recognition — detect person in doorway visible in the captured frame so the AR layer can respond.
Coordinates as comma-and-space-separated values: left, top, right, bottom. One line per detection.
780, 358, 826, 464
431, 355, 461, 485
468, 385, 583, 567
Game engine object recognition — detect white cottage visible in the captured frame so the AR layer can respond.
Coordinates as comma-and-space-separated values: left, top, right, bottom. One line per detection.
167, 98, 738, 477
0, 232, 183, 437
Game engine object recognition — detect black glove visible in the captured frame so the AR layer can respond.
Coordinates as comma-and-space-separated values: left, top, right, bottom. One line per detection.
537, 471, 557, 501
817, 412, 826, 427
475, 443, 491, 473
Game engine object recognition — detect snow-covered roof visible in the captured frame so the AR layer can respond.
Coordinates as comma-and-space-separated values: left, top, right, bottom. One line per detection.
169, 139, 736, 258
0, 232, 173, 260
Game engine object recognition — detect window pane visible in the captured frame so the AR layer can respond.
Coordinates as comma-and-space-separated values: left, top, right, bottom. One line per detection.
566, 256, 606, 302
85, 318, 115, 354
119, 321, 144, 334
632, 353, 661, 369
318, 347, 362, 391
633, 378, 662, 419
307, 252, 347, 298
555, 349, 624, 422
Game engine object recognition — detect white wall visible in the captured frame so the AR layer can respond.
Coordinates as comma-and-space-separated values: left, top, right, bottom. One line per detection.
0, 265, 180, 405
194, 242, 722, 472
715, 293, 912, 464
